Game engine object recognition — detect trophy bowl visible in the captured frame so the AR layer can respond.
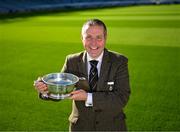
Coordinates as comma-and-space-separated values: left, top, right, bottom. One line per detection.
42, 73, 79, 100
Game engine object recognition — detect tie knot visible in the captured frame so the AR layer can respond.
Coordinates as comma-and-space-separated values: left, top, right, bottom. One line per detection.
90, 60, 98, 67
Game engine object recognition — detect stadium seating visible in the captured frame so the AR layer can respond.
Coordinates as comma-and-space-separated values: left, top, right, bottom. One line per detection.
0, 0, 180, 15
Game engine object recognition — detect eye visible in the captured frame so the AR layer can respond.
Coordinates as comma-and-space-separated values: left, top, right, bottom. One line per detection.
96, 36, 103, 41
85, 35, 92, 40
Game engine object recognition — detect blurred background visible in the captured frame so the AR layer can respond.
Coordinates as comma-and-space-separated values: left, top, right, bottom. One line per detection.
0, 0, 180, 131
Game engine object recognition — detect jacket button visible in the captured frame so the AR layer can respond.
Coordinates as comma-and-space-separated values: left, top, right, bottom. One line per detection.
95, 121, 99, 124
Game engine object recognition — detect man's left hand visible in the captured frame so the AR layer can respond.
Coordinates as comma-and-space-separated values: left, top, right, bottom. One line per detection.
70, 89, 87, 101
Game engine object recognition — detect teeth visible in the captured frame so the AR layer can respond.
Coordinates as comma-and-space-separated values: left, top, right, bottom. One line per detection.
91, 47, 98, 50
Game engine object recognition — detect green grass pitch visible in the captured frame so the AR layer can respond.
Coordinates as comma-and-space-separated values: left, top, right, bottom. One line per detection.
0, 4, 180, 130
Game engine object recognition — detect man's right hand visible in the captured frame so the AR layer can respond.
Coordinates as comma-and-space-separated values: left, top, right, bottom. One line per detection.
34, 77, 48, 94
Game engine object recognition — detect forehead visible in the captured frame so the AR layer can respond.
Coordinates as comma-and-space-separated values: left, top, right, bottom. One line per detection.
82, 25, 104, 35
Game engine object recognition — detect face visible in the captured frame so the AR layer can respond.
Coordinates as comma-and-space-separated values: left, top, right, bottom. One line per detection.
82, 25, 106, 59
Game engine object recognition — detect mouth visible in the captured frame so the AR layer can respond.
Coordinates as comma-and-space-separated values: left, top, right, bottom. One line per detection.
90, 47, 98, 50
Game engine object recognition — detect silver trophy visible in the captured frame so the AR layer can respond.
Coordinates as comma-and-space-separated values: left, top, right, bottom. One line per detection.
41, 73, 79, 100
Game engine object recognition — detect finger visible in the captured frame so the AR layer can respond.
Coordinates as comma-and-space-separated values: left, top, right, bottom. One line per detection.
36, 82, 45, 87
33, 77, 42, 86
69, 94, 78, 100
37, 83, 47, 89
38, 86, 47, 92
38, 84, 48, 91
71, 89, 83, 94
35, 83, 48, 92
69, 92, 87, 101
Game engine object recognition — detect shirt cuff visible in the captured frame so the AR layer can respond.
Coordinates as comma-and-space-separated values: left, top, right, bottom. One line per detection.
85, 93, 93, 107
39, 93, 49, 100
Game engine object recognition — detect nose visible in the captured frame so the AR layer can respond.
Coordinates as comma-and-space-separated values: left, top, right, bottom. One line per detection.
90, 38, 97, 45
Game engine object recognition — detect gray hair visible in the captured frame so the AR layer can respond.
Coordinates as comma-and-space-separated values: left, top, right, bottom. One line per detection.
81, 19, 107, 37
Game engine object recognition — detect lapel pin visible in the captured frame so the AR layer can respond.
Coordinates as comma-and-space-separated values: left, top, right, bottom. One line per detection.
107, 82, 114, 91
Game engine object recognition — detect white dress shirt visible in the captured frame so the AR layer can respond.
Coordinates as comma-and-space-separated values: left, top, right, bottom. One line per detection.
85, 51, 104, 107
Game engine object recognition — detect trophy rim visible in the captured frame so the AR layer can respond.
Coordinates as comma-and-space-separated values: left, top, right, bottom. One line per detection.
42, 72, 79, 86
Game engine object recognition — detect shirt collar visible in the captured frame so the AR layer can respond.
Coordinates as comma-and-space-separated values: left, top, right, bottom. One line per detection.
87, 51, 104, 62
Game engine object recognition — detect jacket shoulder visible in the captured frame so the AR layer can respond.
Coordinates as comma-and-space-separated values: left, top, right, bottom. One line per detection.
66, 51, 84, 61
108, 50, 128, 64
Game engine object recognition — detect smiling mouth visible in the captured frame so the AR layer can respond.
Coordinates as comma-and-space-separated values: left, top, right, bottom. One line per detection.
90, 47, 98, 50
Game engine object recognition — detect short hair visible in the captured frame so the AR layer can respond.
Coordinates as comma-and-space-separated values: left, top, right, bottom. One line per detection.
81, 19, 107, 37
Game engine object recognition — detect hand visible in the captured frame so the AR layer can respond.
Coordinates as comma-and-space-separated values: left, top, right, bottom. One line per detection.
70, 89, 87, 101
34, 77, 48, 94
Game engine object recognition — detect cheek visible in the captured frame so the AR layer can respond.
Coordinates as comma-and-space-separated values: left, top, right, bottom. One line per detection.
83, 41, 90, 49
98, 41, 105, 47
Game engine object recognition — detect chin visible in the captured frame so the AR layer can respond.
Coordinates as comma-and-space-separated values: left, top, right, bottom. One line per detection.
90, 53, 99, 59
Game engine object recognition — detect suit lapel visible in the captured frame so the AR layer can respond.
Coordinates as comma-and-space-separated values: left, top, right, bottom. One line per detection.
97, 49, 111, 91
77, 51, 88, 80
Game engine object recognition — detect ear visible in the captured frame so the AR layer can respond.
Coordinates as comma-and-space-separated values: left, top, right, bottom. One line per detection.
81, 34, 84, 41
104, 32, 107, 40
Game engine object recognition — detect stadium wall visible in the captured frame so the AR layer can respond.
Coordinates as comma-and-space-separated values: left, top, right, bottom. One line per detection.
0, 0, 180, 16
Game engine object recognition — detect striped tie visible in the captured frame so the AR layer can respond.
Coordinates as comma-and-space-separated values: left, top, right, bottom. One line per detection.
89, 60, 98, 92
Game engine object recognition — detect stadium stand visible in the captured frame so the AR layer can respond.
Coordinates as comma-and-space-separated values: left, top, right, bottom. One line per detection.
0, 0, 180, 16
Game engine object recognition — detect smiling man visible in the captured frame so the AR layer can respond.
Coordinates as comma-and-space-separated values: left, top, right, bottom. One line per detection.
34, 19, 131, 131
81, 20, 106, 59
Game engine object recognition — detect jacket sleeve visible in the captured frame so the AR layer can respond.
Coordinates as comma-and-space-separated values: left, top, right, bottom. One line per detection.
61, 56, 69, 73
61, 55, 76, 74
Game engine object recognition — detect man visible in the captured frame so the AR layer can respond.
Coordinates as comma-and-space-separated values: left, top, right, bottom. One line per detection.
34, 19, 130, 131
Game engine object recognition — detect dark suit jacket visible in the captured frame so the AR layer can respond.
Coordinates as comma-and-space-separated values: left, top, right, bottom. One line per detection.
61, 48, 130, 131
